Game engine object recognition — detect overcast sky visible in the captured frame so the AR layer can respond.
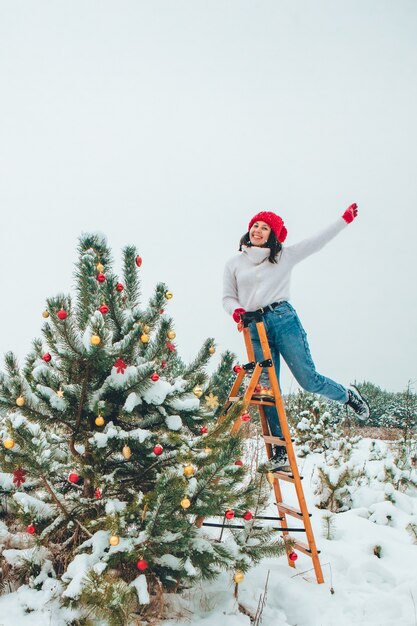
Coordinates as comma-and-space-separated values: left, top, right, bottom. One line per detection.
0, 1, 416, 394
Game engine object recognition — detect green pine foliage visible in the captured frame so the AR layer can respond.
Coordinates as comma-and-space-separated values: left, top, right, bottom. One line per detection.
0, 233, 284, 621
287, 391, 360, 462
313, 465, 362, 513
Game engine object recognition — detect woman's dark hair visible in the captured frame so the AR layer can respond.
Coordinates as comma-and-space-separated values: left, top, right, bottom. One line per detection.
239, 230, 282, 263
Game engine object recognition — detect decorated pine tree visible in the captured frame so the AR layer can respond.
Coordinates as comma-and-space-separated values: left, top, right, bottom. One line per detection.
0, 234, 284, 623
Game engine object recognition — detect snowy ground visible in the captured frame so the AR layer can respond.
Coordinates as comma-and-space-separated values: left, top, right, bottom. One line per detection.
1, 437, 417, 626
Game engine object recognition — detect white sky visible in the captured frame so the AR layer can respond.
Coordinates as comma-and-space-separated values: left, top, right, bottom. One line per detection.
0, 1, 416, 393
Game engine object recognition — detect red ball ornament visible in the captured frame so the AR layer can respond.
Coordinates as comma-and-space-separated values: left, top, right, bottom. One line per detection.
116, 283, 124, 292
243, 511, 253, 521
95, 488, 102, 499
27, 523, 36, 535
200, 426, 208, 434
96, 273, 106, 283
255, 384, 262, 391
289, 551, 298, 562
68, 473, 80, 484
241, 412, 251, 422
42, 353, 52, 363
99, 304, 109, 314
57, 309, 68, 320
151, 372, 160, 382
153, 444, 163, 456
225, 509, 235, 520
135, 255, 143, 267
136, 559, 149, 571
161, 360, 167, 369
234, 459, 243, 466
233, 364, 242, 373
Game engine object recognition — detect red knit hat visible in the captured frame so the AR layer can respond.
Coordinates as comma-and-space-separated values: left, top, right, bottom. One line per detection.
248, 211, 287, 243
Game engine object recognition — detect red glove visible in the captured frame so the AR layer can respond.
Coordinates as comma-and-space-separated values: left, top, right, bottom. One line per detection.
232, 308, 246, 323
342, 203, 358, 224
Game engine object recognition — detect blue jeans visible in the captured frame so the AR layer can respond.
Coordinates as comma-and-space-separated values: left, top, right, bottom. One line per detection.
249, 302, 348, 438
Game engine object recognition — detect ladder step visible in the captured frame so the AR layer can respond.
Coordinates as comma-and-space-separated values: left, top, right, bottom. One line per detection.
228, 396, 241, 402
276, 503, 310, 518
292, 539, 320, 556
250, 399, 276, 406
272, 471, 296, 483
263, 435, 287, 446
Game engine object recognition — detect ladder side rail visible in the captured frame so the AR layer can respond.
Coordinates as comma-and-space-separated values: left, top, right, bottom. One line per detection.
254, 321, 325, 584
230, 364, 263, 435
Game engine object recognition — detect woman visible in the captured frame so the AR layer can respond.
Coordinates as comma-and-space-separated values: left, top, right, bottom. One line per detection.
222, 204, 369, 470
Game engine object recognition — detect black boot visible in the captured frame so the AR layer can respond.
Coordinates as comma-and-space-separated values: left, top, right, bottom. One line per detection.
266, 446, 291, 473
346, 385, 370, 421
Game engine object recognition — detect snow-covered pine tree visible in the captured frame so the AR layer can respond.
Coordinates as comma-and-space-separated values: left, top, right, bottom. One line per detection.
0, 234, 285, 623
288, 392, 358, 461
285, 392, 363, 512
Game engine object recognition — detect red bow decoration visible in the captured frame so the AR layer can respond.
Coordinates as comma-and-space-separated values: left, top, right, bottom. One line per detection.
114, 358, 127, 374
13, 468, 26, 488
166, 342, 176, 353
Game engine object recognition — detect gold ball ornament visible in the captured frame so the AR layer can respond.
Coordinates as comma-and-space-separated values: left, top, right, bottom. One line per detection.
164, 291, 173, 300
180, 497, 191, 509
96, 262, 105, 273
208, 345, 216, 354
109, 535, 120, 546
122, 445, 132, 459
16, 396, 25, 407
233, 571, 245, 584
3, 438, 15, 450
167, 330, 176, 340
90, 335, 101, 346
42, 310, 50, 319
266, 472, 276, 486
193, 385, 203, 398
95, 415, 105, 427
140, 334, 149, 343
183, 464, 195, 477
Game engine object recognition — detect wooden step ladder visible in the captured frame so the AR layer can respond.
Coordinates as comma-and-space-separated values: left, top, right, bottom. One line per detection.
220, 314, 324, 584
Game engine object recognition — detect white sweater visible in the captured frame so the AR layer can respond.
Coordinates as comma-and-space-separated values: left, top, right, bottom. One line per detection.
222, 218, 348, 314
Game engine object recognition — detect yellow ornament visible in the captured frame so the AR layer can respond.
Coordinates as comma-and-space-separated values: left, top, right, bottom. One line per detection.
143, 324, 150, 334
208, 345, 216, 355
56, 389, 64, 398
266, 472, 276, 486
122, 445, 132, 459
3, 438, 15, 450
193, 385, 203, 398
16, 396, 25, 407
42, 310, 50, 319
233, 571, 245, 584
167, 330, 176, 340
95, 415, 105, 427
164, 291, 173, 300
90, 335, 101, 346
109, 535, 120, 546
140, 334, 149, 343
96, 262, 105, 273
204, 392, 219, 410
180, 497, 191, 509
204, 447, 212, 455
183, 464, 195, 477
